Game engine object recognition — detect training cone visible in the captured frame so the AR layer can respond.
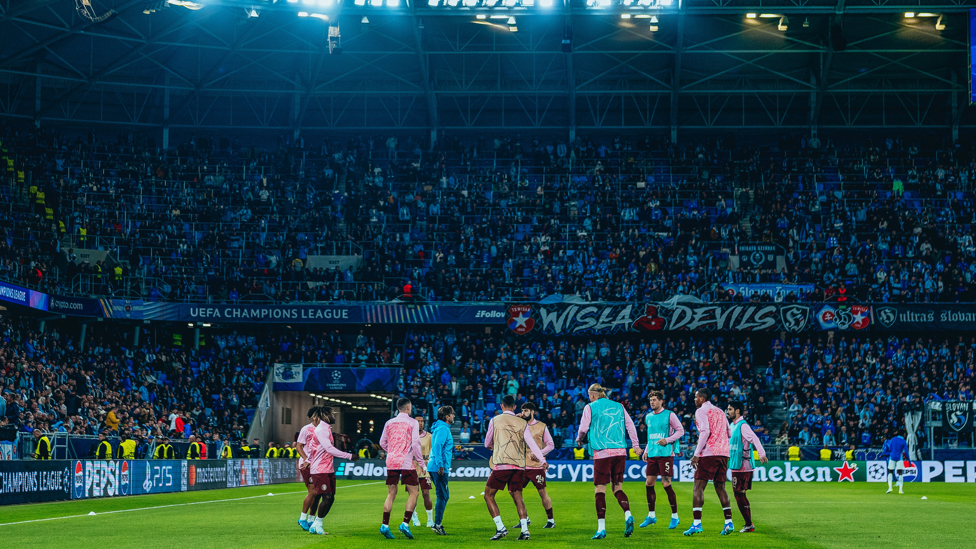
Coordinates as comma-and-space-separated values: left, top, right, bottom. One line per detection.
469, 495, 475, 499
267, 493, 274, 496
88, 511, 96, 516
921, 496, 928, 500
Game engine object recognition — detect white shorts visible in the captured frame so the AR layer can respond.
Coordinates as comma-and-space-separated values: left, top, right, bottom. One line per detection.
887, 460, 905, 472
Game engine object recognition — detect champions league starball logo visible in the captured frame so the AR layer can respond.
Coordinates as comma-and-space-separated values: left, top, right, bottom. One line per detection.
867, 462, 888, 482
680, 462, 696, 481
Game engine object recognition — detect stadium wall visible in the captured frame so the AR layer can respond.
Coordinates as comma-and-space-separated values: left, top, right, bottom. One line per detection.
335, 460, 976, 485
0, 459, 299, 506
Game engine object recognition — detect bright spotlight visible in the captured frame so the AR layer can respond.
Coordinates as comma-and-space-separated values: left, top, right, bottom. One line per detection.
298, 11, 309, 16
746, 13, 757, 19
904, 12, 915, 18
387, 0, 399, 5
935, 15, 945, 30
777, 16, 788, 31
540, 0, 553, 6
621, 14, 630, 19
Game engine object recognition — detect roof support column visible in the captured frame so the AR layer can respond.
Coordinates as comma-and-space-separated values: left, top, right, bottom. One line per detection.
410, 8, 438, 149
669, 14, 684, 144
564, 1, 576, 142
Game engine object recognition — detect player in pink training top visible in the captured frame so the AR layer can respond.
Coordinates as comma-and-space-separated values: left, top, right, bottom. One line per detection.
378, 397, 427, 539
296, 406, 320, 531
685, 388, 733, 537
307, 406, 356, 536
726, 400, 768, 533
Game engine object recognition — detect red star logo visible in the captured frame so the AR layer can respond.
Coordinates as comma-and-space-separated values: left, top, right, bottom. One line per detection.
833, 461, 857, 482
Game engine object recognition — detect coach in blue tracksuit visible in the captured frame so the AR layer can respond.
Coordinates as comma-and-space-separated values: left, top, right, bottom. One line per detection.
428, 405, 456, 535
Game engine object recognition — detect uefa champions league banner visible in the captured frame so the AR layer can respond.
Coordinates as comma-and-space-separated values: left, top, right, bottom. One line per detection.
276, 367, 401, 392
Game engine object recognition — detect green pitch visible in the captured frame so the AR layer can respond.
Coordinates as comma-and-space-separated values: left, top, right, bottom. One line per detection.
2, 480, 974, 548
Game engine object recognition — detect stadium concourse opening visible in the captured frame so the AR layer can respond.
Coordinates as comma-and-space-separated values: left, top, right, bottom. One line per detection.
2, 0, 976, 547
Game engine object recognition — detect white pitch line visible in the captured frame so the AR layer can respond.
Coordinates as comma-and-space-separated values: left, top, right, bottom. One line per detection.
0, 481, 383, 527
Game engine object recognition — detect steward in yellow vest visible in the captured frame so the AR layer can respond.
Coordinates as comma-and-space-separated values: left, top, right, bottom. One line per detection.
32, 430, 52, 460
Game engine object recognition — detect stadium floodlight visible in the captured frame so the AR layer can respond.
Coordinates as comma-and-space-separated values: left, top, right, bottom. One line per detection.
355, 0, 365, 5
540, 0, 553, 6
311, 13, 329, 20
917, 13, 937, 17
298, 10, 309, 15
369, 0, 380, 5
503, 0, 517, 6
476, 13, 486, 18
759, 13, 778, 18
777, 16, 788, 31
387, 0, 399, 5
637, 0, 652, 5
621, 13, 630, 19
447, 0, 459, 6
168, 0, 204, 9
463, 0, 477, 6
658, 0, 671, 5
904, 12, 914, 18
935, 15, 945, 29
746, 13, 757, 18
649, 25, 657, 31
597, 0, 611, 7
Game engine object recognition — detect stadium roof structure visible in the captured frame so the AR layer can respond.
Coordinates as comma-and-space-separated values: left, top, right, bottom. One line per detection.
1, 0, 974, 143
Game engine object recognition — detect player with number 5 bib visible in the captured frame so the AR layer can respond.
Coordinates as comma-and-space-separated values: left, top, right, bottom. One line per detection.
640, 390, 684, 530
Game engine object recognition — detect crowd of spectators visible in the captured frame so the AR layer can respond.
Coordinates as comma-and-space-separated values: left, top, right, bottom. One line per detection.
3, 122, 976, 305
774, 335, 974, 449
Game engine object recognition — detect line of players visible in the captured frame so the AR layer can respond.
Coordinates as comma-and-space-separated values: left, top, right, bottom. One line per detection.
292, 384, 768, 540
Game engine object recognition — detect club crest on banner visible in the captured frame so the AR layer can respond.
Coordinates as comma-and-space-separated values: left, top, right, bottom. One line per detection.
780, 304, 810, 333
507, 305, 535, 335
876, 306, 897, 328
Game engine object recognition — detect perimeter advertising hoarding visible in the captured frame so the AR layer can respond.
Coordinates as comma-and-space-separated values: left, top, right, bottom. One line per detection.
0, 460, 73, 504
1, 459, 300, 505
336, 460, 976, 484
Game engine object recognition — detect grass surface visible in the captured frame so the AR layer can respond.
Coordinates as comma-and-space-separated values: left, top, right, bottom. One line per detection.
2, 479, 974, 548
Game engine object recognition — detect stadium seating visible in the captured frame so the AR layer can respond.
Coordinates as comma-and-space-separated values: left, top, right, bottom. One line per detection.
2, 126, 974, 303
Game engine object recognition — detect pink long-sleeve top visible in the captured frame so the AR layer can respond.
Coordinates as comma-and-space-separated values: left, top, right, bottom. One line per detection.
693, 400, 730, 458
309, 422, 352, 474
379, 412, 425, 471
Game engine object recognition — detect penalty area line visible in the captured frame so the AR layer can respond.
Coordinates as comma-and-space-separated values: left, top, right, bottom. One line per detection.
0, 481, 383, 527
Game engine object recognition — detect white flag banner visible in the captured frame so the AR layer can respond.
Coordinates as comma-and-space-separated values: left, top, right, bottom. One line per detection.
273, 363, 303, 384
